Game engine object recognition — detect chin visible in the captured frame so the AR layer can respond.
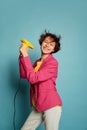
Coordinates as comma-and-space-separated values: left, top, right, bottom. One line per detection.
42, 52, 51, 55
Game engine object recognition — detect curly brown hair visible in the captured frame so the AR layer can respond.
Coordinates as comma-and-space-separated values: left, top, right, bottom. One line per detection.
39, 30, 61, 53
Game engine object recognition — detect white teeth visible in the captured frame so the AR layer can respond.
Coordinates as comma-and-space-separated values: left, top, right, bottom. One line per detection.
45, 48, 50, 51
44, 47, 50, 50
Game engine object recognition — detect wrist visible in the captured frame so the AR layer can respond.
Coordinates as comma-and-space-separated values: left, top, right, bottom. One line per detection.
23, 53, 28, 57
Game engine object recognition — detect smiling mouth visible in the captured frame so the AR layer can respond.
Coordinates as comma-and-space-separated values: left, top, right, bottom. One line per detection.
44, 47, 50, 51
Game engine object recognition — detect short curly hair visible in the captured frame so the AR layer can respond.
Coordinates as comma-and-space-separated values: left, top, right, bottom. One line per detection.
39, 30, 61, 53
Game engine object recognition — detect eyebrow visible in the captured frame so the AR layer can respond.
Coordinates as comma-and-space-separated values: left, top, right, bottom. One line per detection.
45, 40, 55, 43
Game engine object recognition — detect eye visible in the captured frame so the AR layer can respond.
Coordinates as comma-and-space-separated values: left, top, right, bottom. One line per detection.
50, 43, 54, 47
44, 40, 48, 43
43, 40, 47, 44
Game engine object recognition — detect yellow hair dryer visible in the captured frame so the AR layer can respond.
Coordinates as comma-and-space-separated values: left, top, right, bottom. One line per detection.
21, 39, 34, 49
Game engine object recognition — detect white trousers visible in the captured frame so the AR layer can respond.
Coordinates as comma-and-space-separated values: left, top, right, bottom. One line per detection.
21, 106, 62, 130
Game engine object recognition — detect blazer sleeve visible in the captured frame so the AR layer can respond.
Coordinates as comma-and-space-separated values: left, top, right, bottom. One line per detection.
20, 56, 58, 84
19, 56, 26, 78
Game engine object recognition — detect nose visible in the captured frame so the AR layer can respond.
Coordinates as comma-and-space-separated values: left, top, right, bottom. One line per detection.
45, 42, 50, 47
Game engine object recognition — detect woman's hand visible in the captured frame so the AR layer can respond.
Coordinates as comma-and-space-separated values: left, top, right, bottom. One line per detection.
19, 44, 28, 57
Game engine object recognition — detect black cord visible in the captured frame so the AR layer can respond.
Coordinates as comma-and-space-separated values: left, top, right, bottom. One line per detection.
13, 78, 21, 130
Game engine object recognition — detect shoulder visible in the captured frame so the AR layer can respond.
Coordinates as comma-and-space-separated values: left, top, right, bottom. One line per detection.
48, 55, 58, 65
51, 55, 58, 63
43, 55, 58, 67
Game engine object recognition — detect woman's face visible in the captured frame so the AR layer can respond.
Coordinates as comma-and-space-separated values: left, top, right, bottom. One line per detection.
41, 36, 56, 54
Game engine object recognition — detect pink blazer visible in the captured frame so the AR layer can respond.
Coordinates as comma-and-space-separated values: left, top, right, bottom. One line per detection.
19, 54, 62, 112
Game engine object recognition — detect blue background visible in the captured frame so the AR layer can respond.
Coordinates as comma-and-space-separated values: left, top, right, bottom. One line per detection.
0, 0, 87, 130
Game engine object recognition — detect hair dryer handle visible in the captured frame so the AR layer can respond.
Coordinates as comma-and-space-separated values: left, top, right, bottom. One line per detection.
21, 39, 34, 49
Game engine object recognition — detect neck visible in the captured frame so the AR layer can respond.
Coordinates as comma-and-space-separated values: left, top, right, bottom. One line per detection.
41, 53, 50, 61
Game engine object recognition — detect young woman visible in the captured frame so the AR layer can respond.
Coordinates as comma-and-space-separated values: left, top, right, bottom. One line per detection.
19, 31, 62, 130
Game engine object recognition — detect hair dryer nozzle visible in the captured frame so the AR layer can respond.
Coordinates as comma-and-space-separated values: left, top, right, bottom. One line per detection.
21, 39, 34, 49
